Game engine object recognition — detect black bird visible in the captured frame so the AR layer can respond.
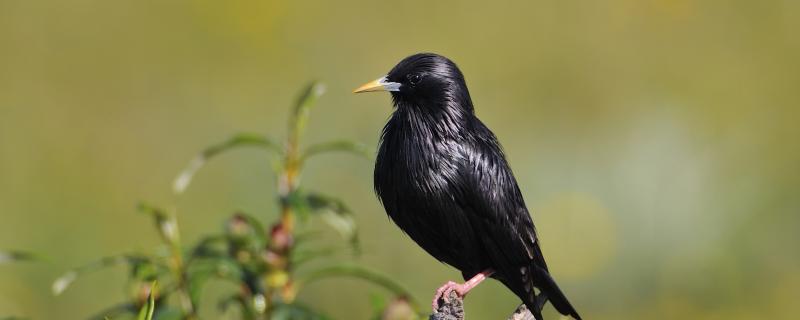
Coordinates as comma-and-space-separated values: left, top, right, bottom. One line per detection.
354, 53, 581, 320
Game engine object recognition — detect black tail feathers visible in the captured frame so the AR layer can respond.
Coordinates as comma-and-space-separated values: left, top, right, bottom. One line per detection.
529, 265, 581, 320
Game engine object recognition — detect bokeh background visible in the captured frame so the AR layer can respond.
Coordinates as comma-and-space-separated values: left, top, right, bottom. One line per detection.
1, 0, 798, 319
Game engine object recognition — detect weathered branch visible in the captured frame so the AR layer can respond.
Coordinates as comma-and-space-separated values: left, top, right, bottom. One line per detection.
429, 292, 464, 320
429, 292, 535, 320
506, 304, 536, 320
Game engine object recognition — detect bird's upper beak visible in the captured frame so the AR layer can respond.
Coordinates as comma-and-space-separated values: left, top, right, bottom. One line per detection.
353, 76, 401, 93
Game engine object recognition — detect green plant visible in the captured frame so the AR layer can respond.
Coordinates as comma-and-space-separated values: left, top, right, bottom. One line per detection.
53, 82, 419, 320
0, 250, 39, 264
137, 281, 157, 320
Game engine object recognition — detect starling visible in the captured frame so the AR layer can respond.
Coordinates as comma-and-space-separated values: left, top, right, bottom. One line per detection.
354, 53, 581, 320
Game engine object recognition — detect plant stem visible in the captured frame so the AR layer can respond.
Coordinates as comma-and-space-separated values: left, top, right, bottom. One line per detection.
165, 214, 196, 319
262, 115, 305, 316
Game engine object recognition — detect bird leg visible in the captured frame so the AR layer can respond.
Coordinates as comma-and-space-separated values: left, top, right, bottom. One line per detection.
432, 269, 495, 310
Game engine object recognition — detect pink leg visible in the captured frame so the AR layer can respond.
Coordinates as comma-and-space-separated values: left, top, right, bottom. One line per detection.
432, 269, 495, 310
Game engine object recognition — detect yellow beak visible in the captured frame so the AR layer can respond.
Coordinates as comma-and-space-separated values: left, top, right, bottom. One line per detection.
353, 76, 401, 93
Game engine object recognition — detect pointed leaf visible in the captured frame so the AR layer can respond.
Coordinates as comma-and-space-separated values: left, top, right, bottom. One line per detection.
52, 255, 150, 295
225, 212, 267, 249
187, 235, 227, 260
186, 256, 244, 306
289, 82, 326, 143
173, 133, 281, 194
306, 193, 360, 253
301, 140, 371, 162
0, 250, 40, 264
137, 202, 179, 245
136, 281, 157, 320
283, 190, 311, 222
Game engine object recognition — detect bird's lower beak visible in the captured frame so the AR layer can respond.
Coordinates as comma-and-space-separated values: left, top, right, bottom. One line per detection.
353, 76, 401, 93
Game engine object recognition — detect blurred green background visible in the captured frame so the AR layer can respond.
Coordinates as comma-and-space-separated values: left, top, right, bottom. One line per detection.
1, 0, 798, 319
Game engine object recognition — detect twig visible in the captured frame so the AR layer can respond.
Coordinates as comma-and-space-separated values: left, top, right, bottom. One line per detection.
429, 291, 536, 320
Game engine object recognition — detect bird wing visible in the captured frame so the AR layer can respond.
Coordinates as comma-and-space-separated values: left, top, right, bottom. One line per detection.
458, 131, 583, 319
460, 130, 543, 261
455, 125, 548, 302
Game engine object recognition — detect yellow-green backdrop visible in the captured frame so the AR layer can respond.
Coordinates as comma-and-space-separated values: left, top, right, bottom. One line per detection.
1, 1, 798, 319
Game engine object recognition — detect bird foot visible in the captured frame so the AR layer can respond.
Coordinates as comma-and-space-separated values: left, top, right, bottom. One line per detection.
431, 270, 494, 311
432, 281, 469, 311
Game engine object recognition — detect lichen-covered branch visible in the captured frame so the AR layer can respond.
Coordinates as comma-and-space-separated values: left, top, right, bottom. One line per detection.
429, 292, 536, 320
506, 304, 536, 320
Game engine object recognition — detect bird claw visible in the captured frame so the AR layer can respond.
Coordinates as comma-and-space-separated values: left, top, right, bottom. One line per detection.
432, 281, 467, 311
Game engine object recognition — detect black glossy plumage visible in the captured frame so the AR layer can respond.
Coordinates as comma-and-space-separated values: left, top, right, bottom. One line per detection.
372, 53, 581, 319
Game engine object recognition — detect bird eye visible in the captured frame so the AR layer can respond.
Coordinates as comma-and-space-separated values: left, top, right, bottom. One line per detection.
407, 74, 421, 85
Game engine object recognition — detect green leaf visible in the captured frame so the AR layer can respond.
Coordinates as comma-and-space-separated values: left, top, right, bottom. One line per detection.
225, 213, 267, 249
289, 82, 326, 144
0, 250, 40, 264
297, 264, 418, 310
186, 256, 244, 306
52, 255, 150, 295
198, 234, 225, 244
207, 257, 245, 280
187, 235, 227, 260
173, 133, 281, 194
136, 281, 157, 320
284, 190, 361, 252
131, 260, 164, 282
300, 140, 371, 162
137, 202, 179, 245
283, 190, 310, 221
305, 193, 360, 253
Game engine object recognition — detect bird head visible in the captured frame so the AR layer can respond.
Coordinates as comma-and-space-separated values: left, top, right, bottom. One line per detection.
354, 53, 473, 113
